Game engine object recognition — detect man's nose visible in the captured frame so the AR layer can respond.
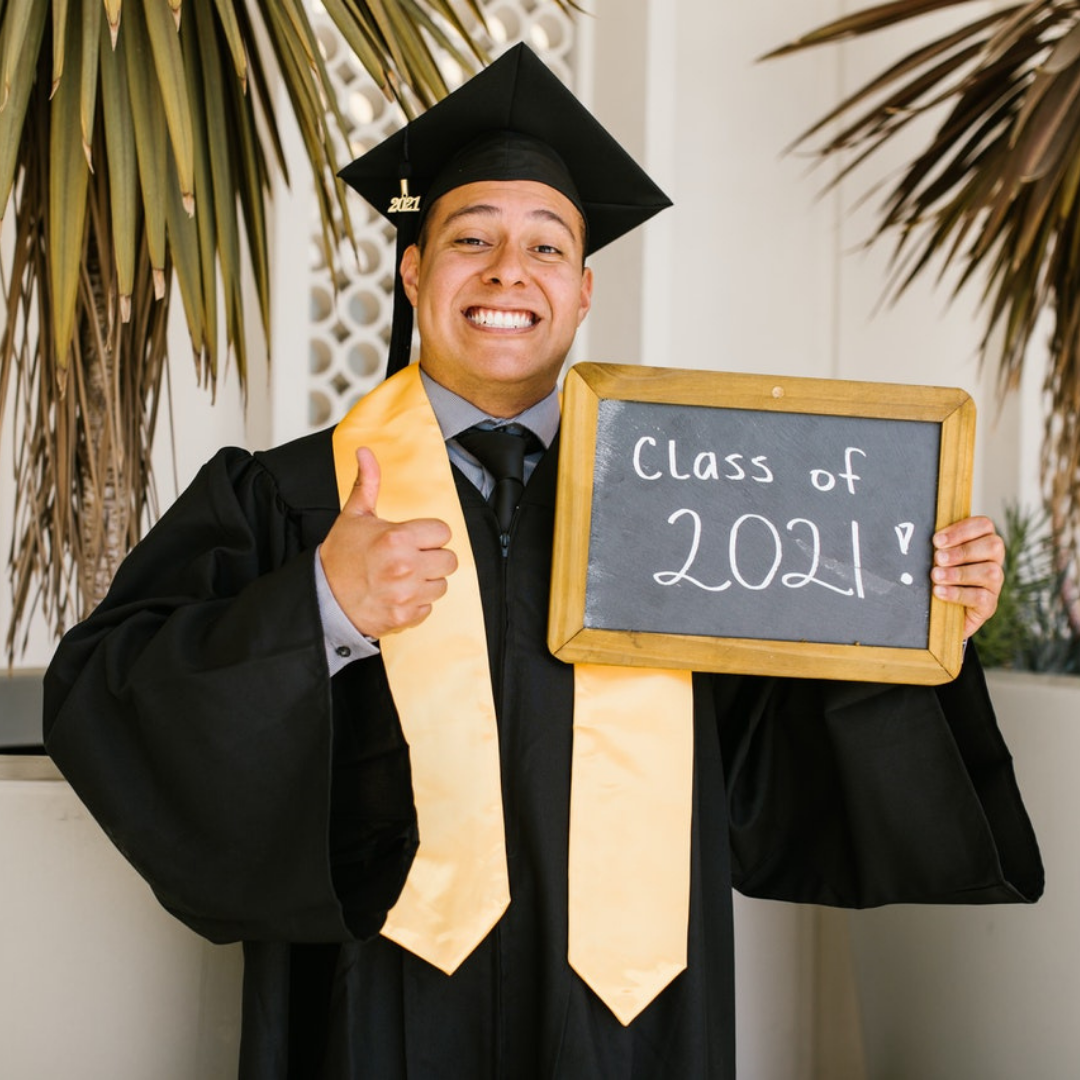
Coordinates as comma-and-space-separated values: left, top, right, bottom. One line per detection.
483, 244, 527, 286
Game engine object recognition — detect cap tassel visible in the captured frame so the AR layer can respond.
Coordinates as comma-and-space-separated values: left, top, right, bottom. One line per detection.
386, 225, 415, 379
386, 146, 418, 379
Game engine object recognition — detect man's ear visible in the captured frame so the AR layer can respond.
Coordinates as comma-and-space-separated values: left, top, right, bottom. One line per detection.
578, 266, 594, 326
400, 244, 421, 306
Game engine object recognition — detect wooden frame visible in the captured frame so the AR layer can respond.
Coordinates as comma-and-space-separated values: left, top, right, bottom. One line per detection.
548, 363, 976, 685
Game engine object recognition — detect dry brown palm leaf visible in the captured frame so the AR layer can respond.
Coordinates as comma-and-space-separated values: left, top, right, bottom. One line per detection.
768, 0, 1080, 562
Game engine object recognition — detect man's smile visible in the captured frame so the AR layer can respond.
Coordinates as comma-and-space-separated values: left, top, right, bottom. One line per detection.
465, 306, 539, 330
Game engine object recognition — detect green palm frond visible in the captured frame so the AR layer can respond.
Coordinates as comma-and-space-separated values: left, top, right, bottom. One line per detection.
0, 0, 579, 659
767, 0, 1080, 562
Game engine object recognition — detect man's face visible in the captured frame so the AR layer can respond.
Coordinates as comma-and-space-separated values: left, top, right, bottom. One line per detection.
399, 179, 594, 417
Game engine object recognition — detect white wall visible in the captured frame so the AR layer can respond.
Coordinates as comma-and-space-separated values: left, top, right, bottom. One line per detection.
0, 760, 243, 1079
848, 672, 1078, 1080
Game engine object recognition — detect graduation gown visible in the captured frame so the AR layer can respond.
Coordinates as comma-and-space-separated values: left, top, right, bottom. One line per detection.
42, 427, 1043, 1079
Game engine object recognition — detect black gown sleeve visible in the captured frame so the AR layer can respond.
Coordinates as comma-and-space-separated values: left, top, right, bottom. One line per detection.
718, 647, 1044, 907
42, 446, 416, 944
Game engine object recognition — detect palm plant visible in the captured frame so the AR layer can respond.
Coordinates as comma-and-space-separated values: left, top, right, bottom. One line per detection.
766, 0, 1080, 575
974, 502, 1080, 671
0, 1, 569, 659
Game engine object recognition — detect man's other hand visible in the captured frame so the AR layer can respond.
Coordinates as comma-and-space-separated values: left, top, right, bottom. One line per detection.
932, 515, 1006, 639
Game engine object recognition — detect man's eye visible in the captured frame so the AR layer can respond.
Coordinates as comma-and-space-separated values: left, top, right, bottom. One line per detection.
534, 244, 562, 256
456, 236, 488, 247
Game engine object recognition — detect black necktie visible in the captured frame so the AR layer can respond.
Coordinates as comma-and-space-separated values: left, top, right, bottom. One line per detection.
456, 424, 540, 534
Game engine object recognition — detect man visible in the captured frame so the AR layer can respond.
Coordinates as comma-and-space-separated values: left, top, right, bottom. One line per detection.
43, 45, 1041, 1079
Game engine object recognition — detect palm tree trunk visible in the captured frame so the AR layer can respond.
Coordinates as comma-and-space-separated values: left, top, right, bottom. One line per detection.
76, 231, 130, 612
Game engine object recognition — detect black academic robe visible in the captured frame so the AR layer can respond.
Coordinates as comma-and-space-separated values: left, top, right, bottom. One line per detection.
42, 428, 1043, 1079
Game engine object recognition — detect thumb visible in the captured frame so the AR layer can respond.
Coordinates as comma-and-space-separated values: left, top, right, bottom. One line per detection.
345, 446, 381, 517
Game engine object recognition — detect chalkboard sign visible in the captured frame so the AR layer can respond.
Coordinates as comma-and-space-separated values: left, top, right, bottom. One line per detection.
548, 363, 976, 684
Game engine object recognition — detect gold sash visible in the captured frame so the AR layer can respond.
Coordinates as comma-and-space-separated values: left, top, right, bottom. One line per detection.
332, 364, 694, 1024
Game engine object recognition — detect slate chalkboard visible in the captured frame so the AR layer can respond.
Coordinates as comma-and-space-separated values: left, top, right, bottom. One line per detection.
548, 364, 976, 684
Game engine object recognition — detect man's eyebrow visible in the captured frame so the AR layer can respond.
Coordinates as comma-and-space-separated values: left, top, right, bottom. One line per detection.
441, 203, 501, 228
440, 203, 578, 239
529, 207, 577, 238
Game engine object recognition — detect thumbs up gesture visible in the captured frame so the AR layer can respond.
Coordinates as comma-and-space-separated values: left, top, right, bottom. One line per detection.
319, 447, 458, 638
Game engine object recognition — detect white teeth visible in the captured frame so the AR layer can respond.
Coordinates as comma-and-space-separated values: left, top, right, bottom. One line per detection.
468, 308, 535, 329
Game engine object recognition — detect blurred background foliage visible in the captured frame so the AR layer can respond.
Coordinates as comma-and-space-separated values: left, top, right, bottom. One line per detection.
975, 503, 1080, 672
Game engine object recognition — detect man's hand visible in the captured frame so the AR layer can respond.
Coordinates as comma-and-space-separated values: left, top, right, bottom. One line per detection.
319, 447, 458, 638
932, 515, 1006, 639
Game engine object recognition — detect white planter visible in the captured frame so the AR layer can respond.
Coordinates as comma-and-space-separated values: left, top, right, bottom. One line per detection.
845, 669, 1080, 1080
0, 755, 243, 1079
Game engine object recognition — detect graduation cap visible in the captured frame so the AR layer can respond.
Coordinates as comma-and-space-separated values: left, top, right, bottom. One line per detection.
338, 43, 672, 377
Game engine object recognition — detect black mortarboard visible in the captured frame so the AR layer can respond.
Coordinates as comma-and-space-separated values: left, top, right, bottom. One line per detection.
338, 43, 672, 378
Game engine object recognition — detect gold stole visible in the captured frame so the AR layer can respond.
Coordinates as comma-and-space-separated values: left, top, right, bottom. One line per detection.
332, 365, 694, 1025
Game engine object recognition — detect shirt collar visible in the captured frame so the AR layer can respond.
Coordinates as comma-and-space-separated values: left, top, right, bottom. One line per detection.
419, 368, 561, 448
